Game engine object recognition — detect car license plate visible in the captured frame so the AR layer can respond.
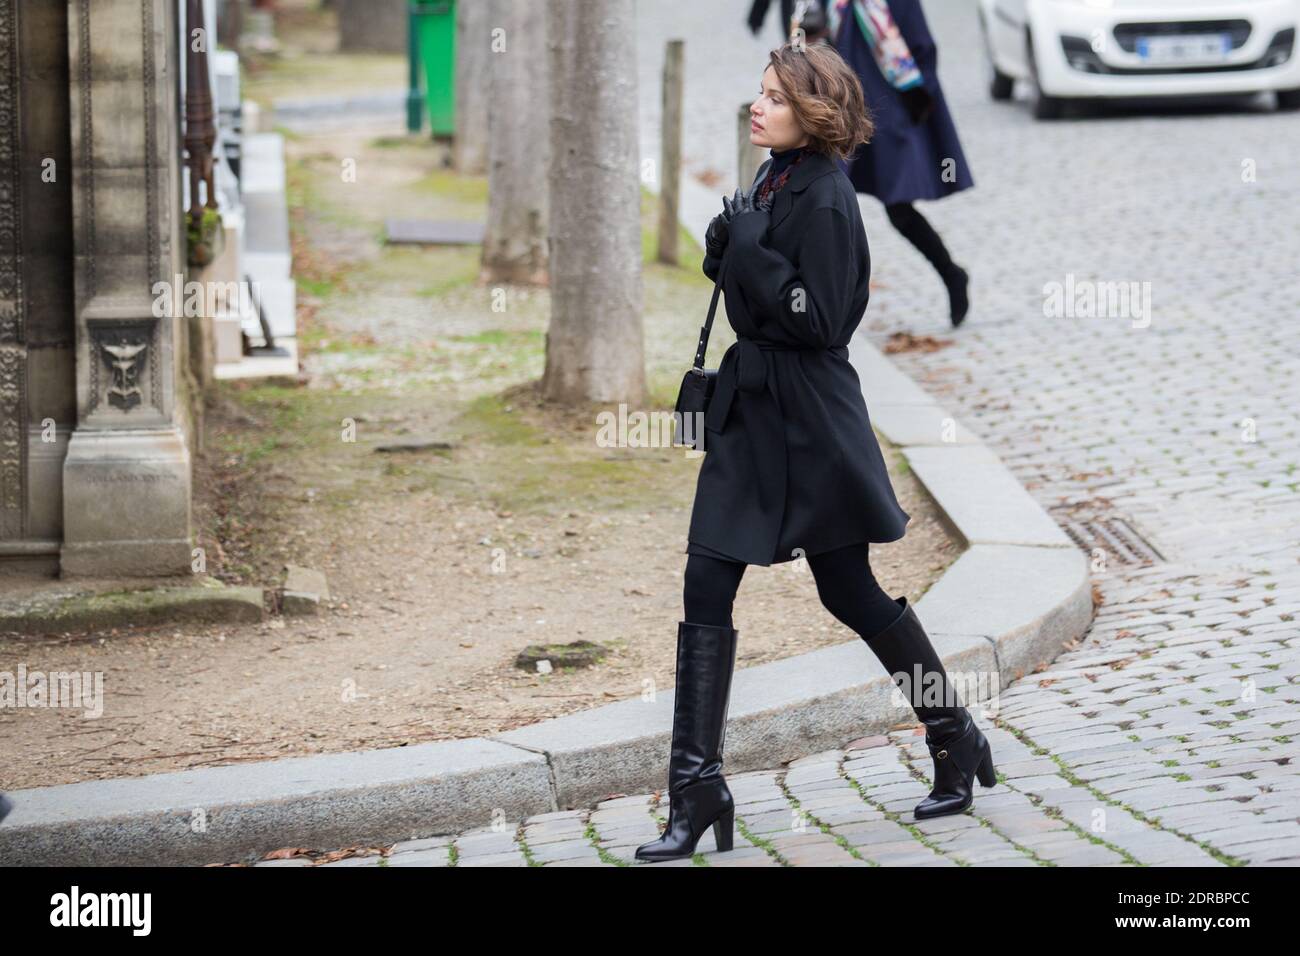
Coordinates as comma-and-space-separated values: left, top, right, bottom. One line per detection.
1135, 33, 1232, 64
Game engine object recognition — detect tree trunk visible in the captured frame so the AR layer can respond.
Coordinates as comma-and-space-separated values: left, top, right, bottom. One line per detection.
542, 0, 646, 406
481, 0, 548, 285
454, 0, 490, 174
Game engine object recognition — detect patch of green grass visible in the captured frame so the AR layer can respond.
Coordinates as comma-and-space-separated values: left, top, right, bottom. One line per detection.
638, 186, 710, 271
409, 167, 489, 206
241, 51, 406, 109
370, 135, 423, 150
408, 386, 700, 515
411, 250, 482, 296
297, 275, 339, 298
284, 152, 375, 232
451, 329, 544, 347
459, 392, 546, 447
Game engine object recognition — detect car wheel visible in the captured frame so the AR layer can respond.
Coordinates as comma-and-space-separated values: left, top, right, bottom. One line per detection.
1026, 31, 1066, 119
980, 13, 1014, 101
1278, 88, 1300, 111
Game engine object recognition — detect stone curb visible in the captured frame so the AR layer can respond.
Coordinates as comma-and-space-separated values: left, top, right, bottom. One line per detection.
0, 583, 266, 635
0, 341, 1093, 866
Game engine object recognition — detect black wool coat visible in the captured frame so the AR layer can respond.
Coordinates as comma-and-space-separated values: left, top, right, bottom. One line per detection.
686, 149, 911, 567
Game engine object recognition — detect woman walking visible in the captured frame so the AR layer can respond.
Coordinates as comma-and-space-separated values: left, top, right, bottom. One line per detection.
635, 42, 995, 863
828, 0, 974, 327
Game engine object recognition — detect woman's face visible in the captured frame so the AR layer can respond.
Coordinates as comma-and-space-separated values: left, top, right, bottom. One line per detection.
750, 65, 809, 151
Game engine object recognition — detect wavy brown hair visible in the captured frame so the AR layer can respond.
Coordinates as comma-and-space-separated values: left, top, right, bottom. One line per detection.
765, 41, 873, 162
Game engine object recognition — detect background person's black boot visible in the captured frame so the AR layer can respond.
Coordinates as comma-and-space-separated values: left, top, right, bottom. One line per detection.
0, 792, 12, 825
860, 597, 997, 819
885, 203, 969, 326
635, 621, 740, 862
943, 264, 970, 327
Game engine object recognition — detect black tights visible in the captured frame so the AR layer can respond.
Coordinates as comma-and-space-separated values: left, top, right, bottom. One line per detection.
683, 542, 904, 640
885, 202, 956, 278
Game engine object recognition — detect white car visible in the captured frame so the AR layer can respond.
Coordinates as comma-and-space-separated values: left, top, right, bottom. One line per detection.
978, 0, 1300, 117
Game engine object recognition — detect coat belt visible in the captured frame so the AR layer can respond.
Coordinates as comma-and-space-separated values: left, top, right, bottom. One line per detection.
704, 337, 849, 434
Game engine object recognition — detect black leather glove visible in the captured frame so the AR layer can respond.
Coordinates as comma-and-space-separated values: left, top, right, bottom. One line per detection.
706, 187, 751, 258
734, 185, 769, 216
722, 187, 744, 219
900, 85, 935, 125
726, 186, 771, 245
730, 182, 772, 215
705, 211, 730, 260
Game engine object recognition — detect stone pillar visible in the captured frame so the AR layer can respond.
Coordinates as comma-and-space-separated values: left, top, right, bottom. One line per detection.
1, 0, 77, 574
61, 0, 193, 577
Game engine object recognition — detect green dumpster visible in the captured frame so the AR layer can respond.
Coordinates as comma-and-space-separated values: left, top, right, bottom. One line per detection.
411, 0, 456, 137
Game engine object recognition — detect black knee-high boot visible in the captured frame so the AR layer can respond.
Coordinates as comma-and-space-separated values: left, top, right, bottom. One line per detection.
886, 203, 970, 327
635, 621, 740, 861
861, 597, 997, 818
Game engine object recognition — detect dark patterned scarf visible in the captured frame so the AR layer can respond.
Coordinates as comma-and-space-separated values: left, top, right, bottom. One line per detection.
755, 147, 812, 209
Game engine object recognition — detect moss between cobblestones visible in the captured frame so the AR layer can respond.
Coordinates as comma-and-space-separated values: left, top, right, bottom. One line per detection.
839, 759, 956, 864
732, 814, 785, 866
1037, 804, 1135, 865
777, 769, 877, 867
515, 820, 542, 867
992, 715, 1250, 867
583, 819, 631, 867
972, 816, 1055, 866
888, 739, 1052, 866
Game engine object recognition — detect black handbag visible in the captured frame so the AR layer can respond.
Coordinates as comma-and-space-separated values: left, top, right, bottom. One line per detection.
673, 255, 728, 450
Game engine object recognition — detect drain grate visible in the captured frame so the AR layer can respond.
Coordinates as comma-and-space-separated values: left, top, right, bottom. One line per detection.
1054, 515, 1165, 566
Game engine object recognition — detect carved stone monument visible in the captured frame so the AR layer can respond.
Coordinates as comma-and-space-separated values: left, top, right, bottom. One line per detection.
0, 0, 195, 578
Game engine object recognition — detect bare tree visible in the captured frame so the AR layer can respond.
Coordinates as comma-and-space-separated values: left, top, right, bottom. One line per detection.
542, 0, 646, 405
481, 0, 549, 284
455, 0, 490, 174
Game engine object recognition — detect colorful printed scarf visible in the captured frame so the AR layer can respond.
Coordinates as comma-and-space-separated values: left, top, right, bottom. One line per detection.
828, 0, 923, 91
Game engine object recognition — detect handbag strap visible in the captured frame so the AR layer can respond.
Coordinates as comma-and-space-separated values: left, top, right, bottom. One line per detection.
692, 253, 729, 370
693, 166, 765, 369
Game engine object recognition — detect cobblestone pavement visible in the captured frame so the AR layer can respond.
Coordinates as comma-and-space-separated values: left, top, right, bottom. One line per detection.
858, 0, 1300, 868
238, 0, 1299, 867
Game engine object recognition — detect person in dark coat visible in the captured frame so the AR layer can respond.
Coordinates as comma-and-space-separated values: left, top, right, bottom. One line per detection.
637, 41, 997, 863
829, 0, 974, 326
748, 0, 831, 42
687, 153, 908, 569
746, 0, 799, 38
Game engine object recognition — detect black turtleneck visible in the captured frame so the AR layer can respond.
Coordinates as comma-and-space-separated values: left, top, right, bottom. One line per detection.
768, 143, 811, 178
